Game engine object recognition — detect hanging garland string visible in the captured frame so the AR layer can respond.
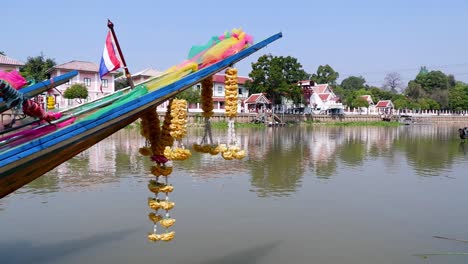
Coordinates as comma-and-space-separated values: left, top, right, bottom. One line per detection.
220, 68, 245, 160
139, 102, 176, 242
193, 77, 221, 155
164, 99, 191, 161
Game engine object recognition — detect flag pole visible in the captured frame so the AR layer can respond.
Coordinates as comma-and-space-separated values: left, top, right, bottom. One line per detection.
107, 19, 135, 89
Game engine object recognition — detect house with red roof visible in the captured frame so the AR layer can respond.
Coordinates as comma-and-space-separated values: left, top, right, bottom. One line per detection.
375, 100, 394, 114
244, 93, 271, 112
298, 81, 343, 113
0, 54, 24, 72
46, 60, 119, 109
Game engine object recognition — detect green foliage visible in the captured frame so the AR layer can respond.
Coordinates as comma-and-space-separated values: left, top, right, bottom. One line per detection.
311, 64, 339, 85
405, 81, 426, 100
115, 79, 130, 91
449, 82, 468, 110
341, 76, 366, 91
176, 86, 201, 103
415, 70, 449, 92
0, 51, 5, 55
20, 53, 56, 82
352, 97, 369, 108
430, 89, 448, 108
368, 86, 393, 101
246, 54, 308, 104
393, 97, 410, 109
63, 83, 88, 99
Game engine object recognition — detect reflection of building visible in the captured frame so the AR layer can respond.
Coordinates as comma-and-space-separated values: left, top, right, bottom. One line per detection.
51, 130, 148, 191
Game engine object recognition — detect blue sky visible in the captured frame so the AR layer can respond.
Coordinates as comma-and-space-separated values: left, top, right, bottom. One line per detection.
3, 0, 468, 86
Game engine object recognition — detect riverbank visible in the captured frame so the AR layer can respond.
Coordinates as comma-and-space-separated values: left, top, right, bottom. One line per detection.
172, 113, 468, 125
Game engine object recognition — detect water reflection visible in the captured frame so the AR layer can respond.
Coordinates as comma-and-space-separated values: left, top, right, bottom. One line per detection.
10, 125, 468, 197
246, 128, 306, 197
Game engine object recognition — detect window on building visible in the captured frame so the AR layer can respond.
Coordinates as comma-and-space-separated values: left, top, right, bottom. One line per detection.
238, 88, 242, 95
84, 78, 91, 87
217, 85, 223, 94
102, 79, 108, 88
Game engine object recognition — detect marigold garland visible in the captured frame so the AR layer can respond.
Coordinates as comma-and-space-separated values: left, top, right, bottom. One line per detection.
220, 68, 246, 160
165, 99, 192, 161
139, 102, 177, 243
194, 76, 220, 154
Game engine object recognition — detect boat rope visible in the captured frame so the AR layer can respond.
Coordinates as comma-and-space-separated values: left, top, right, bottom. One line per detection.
1, 80, 61, 123
0, 80, 26, 108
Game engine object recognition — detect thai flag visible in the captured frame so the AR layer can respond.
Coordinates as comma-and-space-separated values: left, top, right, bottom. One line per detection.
99, 31, 121, 79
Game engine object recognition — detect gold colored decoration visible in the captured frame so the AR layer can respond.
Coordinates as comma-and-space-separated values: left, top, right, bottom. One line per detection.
148, 213, 163, 223
224, 68, 238, 117
164, 99, 191, 161
219, 68, 246, 160
147, 231, 175, 242
194, 76, 220, 154
160, 218, 176, 228
148, 180, 174, 194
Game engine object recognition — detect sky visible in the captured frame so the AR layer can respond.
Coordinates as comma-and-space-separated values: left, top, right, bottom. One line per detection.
3, 0, 468, 87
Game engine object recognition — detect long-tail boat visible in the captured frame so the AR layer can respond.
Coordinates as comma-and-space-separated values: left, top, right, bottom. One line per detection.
0, 70, 78, 113
0, 31, 282, 198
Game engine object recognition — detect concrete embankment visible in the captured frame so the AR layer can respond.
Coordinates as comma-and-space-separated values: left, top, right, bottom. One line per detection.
2, 112, 468, 130
180, 113, 468, 125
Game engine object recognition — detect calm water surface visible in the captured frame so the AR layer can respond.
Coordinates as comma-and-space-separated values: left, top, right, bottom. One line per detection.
2, 125, 468, 264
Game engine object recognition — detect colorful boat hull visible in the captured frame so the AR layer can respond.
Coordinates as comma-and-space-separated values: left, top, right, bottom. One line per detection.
0, 32, 282, 198
0, 70, 78, 113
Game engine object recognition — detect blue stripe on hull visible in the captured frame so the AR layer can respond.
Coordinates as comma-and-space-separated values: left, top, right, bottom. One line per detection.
0, 32, 282, 176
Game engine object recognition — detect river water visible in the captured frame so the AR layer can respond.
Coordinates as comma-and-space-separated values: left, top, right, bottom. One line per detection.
1, 125, 468, 264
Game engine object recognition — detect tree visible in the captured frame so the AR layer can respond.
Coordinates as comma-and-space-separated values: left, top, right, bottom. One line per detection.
20, 53, 56, 82
64, 84, 88, 100
368, 86, 393, 101
405, 81, 426, 100
0, 51, 5, 56
115, 78, 130, 91
430, 89, 449, 109
246, 54, 308, 105
449, 82, 468, 111
415, 70, 449, 92
383, 72, 403, 93
393, 97, 410, 110
352, 97, 369, 113
340, 76, 366, 91
310, 64, 339, 85
176, 86, 201, 103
